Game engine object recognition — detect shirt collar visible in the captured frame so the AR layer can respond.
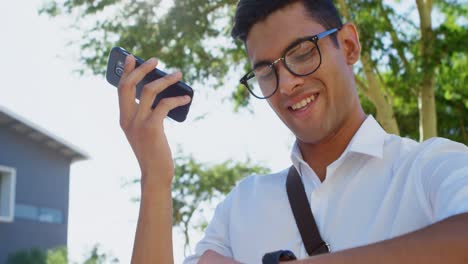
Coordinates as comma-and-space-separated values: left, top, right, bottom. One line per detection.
290, 115, 387, 168
290, 141, 304, 174
346, 115, 386, 159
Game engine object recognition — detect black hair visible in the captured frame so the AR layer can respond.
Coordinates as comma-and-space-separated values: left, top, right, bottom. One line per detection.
231, 0, 343, 46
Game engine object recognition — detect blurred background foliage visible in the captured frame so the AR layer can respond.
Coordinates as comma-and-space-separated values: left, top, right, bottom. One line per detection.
39, 0, 467, 143
7, 245, 119, 264
129, 153, 270, 252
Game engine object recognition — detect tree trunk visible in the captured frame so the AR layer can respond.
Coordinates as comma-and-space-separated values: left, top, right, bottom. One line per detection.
361, 53, 400, 135
418, 76, 437, 140
458, 104, 467, 143
416, 0, 438, 140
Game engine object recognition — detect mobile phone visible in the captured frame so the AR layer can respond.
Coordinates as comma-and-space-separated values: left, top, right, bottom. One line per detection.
106, 47, 194, 122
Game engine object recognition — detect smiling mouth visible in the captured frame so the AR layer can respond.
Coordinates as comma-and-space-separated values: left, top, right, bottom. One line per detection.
289, 93, 319, 111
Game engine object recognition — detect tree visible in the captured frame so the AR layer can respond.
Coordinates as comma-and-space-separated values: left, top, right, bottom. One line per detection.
82, 245, 119, 264
7, 245, 119, 264
336, 0, 467, 141
7, 247, 48, 264
39, 0, 467, 143
40, 0, 272, 252
7, 247, 69, 264
130, 153, 270, 254
46, 247, 68, 264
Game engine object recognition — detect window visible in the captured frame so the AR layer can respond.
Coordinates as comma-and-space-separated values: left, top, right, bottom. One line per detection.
0, 165, 16, 222
38, 207, 63, 223
15, 203, 63, 224
14, 203, 38, 221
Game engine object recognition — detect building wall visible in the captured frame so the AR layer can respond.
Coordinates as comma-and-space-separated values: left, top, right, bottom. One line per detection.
0, 126, 72, 264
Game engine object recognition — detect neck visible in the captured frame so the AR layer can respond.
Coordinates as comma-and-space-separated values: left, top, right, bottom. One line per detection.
298, 109, 366, 182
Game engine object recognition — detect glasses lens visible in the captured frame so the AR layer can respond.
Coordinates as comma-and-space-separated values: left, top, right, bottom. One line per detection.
246, 65, 277, 98
285, 40, 320, 75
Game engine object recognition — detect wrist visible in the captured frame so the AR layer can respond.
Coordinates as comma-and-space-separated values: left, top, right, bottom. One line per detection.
140, 170, 173, 190
140, 184, 173, 212
140, 179, 172, 205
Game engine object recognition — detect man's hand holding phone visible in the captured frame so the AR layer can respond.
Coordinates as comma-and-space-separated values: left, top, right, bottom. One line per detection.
109, 47, 193, 262
107, 47, 194, 122
118, 55, 191, 186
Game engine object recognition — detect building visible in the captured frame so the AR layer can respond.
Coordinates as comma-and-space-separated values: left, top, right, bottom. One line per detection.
0, 106, 87, 263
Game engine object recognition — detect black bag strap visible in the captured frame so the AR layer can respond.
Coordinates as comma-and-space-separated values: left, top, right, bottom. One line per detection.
286, 166, 330, 256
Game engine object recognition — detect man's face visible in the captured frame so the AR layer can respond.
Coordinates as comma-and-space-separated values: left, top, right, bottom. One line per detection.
246, 2, 360, 144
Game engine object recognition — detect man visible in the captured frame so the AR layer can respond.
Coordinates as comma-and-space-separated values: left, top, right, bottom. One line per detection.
117, 0, 468, 263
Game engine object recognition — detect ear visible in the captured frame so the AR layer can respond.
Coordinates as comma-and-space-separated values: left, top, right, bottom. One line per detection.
338, 22, 361, 65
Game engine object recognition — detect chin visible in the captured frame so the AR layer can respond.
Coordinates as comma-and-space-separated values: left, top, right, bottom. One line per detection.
290, 125, 328, 145
296, 133, 328, 145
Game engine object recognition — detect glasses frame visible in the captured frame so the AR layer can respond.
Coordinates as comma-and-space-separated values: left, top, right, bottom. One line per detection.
240, 28, 340, 99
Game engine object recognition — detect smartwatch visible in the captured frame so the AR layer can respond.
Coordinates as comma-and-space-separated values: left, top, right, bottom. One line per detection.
262, 250, 297, 264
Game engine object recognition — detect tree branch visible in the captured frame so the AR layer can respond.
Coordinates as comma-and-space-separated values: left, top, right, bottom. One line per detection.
372, 58, 395, 106
362, 52, 400, 135
378, 0, 411, 73
336, 0, 351, 21
355, 75, 370, 94
203, 0, 238, 15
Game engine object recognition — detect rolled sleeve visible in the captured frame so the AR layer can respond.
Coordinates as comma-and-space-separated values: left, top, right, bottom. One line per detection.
432, 157, 468, 222
419, 139, 468, 222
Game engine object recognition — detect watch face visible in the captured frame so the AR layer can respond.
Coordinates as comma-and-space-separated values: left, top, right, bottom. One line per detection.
279, 250, 297, 261
263, 250, 297, 264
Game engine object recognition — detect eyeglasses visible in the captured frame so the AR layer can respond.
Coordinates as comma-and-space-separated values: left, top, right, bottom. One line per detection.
240, 28, 340, 99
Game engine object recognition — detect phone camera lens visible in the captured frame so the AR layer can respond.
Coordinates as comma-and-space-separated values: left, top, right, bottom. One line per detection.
115, 66, 124, 77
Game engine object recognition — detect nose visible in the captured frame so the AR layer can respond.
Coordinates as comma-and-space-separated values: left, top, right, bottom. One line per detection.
277, 63, 304, 96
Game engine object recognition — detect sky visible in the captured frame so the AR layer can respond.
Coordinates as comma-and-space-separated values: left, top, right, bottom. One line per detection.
0, 1, 294, 263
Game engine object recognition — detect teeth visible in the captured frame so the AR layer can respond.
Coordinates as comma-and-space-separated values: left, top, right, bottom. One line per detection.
291, 94, 316, 110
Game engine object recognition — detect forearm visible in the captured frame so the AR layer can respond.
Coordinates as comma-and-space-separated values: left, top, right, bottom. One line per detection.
131, 178, 174, 264
292, 213, 468, 264
199, 250, 243, 264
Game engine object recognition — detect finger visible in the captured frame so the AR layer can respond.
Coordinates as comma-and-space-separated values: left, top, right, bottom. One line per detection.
118, 55, 137, 128
125, 57, 158, 90
120, 54, 135, 81
150, 95, 192, 122
138, 71, 183, 116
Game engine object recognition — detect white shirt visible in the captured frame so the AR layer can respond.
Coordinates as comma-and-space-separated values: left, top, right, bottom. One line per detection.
184, 115, 468, 264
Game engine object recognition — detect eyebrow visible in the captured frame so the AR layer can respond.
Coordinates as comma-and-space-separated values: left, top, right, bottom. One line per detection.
253, 60, 273, 70
251, 35, 312, 69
